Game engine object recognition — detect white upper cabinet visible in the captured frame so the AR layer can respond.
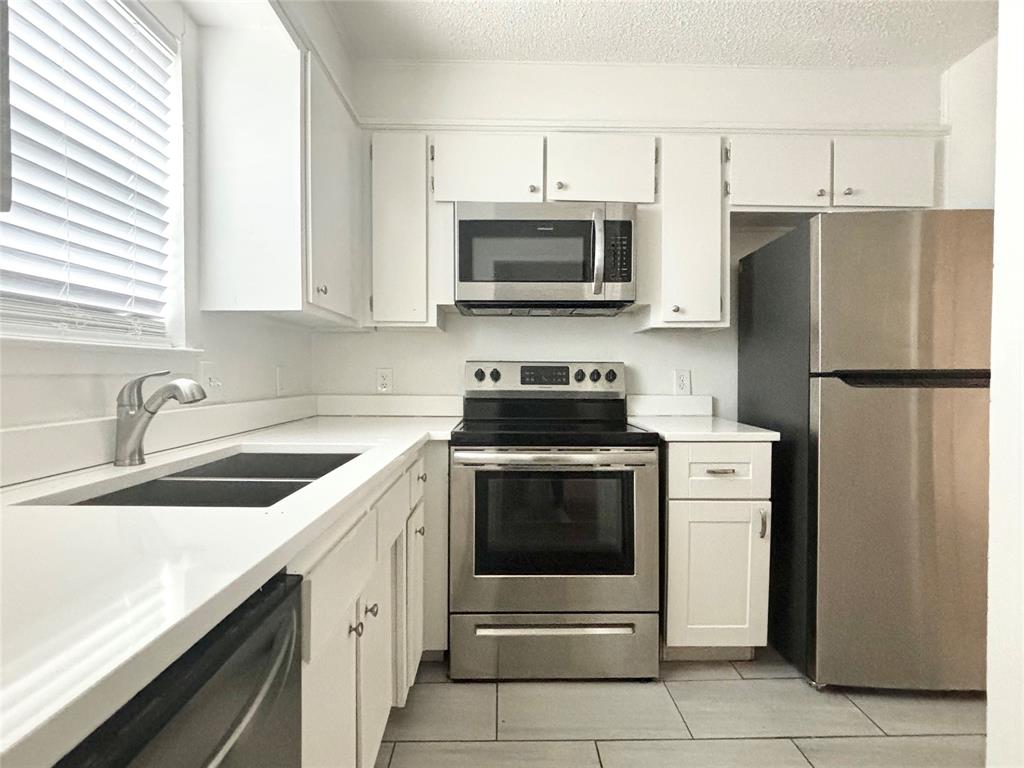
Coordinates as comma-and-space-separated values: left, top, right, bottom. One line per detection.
833, 136, 936, 207
728, 135, 833, 207
546, 133, 656, 202
657, 135, 727, 325
306, 55, 359, 320
432, 133, 544, 202
371, 132, 429, 323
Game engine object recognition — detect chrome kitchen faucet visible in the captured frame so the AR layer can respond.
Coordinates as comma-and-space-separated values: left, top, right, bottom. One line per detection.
114, 370, 207, 466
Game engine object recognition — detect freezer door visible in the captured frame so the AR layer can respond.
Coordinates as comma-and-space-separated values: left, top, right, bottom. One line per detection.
813, 377, 988, 690
813, 211, 993, 372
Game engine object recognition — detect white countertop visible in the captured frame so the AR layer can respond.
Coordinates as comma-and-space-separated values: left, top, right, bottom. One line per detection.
0, 416, 457, 768
628, 416, 781, 442
0, 412, 776, 766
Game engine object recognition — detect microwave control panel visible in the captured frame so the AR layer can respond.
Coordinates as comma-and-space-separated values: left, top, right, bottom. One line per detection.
604, 221, 633, 283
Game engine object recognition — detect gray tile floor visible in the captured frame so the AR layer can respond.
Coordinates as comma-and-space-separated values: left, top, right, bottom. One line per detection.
376, 649, 986, 768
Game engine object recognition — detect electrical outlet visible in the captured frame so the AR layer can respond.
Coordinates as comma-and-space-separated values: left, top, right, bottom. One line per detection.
376, 368, 393, 393
673, 368, 692, 395
199, 361, 223, 400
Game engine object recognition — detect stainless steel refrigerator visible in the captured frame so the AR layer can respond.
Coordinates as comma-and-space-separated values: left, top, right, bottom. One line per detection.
738, 210, 991, 690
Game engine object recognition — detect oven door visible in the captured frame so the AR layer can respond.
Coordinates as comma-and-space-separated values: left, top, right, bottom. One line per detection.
450, 448, 659, 613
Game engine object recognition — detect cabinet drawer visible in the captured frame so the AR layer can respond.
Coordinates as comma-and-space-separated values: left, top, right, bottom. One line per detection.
375, 473, 411, 558
303, 509, 377, 662
409, 455, 426, 508
667, 443, 771, 499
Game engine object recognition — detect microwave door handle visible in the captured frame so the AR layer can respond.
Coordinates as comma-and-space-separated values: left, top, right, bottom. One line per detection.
592, 209, 605, 295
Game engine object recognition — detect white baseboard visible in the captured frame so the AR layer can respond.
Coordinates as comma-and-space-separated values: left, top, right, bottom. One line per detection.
1, 395, 317, 486
627, 395, 714, 417
317, 394, 463, 417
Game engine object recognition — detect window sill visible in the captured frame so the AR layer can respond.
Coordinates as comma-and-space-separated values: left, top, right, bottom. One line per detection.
0, 334, 205, 355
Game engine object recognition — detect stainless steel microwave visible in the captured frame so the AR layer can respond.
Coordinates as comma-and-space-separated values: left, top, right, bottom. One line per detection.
454, 202, 636, 316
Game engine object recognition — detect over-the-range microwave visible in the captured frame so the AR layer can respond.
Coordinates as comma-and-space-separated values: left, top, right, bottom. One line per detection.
454, 202, 636, 316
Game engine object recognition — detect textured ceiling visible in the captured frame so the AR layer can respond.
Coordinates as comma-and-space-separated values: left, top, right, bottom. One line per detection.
326, 0, 996, 68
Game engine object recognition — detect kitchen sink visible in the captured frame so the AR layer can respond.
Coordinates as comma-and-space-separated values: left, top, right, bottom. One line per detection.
74, 478, 310, 508
168, 452, 361, 481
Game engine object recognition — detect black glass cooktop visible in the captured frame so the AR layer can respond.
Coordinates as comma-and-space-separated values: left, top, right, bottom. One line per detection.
450, 418, 659, 447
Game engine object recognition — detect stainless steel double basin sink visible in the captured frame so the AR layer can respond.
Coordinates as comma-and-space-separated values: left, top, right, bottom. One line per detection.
69, 452, 362, 508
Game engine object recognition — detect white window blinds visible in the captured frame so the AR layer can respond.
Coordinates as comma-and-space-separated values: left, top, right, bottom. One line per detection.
0, 0, 176, 342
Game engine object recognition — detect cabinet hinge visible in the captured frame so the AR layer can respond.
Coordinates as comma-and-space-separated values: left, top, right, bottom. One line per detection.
722, 145, 731, 163
723, 180, 731, 197
430, 144, 435, 161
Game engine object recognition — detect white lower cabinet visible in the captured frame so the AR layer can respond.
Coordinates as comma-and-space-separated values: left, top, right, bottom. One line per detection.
665, 500, 772, 647
405, 502, 426, 690
358, 557, 394, 768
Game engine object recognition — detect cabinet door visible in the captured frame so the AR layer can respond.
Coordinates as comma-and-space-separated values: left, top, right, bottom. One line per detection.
302, 600, 358, 768
659, 135, 726, 323
728, 135, 832, 207
307, 55, 359, 319
546, 133, 655, 202
665, 501, 771, 647
432, 133, 544, 202
833, 136, 936, 207
371, 132, 428, 323
405, 502, 426, 690
358, 556, 394, 768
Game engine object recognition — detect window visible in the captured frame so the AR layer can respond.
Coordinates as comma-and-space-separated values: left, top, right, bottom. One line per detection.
0, 0, 178, 343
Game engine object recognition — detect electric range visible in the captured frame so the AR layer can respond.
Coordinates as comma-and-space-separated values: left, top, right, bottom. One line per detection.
448, 361, 660, 680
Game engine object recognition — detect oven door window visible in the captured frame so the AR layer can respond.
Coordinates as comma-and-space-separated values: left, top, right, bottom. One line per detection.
474, 470, 635, 576
459, 220, 594, 282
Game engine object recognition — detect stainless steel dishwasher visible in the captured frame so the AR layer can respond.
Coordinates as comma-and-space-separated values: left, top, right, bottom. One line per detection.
57, 574, 302, 768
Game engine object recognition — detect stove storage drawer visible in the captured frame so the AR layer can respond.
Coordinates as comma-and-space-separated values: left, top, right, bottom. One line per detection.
667, 442, 771, 500
449, 613, 659, 680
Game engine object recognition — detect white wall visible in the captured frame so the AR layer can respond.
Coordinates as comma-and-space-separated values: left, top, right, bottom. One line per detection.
0, 2, 313, 468
355, 60, 942, 128
986, 3, 1024, 764
942, 38, 997, 208
314, 314, 739, 416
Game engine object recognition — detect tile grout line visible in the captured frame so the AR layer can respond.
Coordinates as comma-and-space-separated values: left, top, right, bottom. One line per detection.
790, 737, 818, 768
662, 681, 696, 739
841, 691, 890, 736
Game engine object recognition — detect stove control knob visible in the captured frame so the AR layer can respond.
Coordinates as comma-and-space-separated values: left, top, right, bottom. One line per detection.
489, 368, 501, 383
574, 368, 587, 383
474, 368, 486, 382
605, 369, 618, 383
589, 369, 602, 383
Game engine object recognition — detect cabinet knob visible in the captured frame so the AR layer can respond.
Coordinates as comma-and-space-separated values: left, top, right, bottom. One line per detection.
528, 184, 538, 193
316, 284, 329, 295
415, 526, 426, 536
671, 305, 681, 313
417, 472, 427, 482
816, 188, 827, 197
349, 621, 364, 637
842, 187, 854, 196
365, 602, 379, 618
555, 181, 566, 190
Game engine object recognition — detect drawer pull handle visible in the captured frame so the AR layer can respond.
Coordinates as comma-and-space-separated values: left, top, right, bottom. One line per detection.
417, 473, 427, 482
760, 508, 768, 539
349, 621, 364, 637
365, 603, 379, 618
475, 624, 635, 637
706, 468, 737, 476
415, 526, 426, 536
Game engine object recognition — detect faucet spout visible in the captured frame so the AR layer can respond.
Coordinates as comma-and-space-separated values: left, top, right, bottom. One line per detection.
114, 372, 207, 467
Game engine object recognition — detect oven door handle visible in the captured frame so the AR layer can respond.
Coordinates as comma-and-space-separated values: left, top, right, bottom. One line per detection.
592, 208, 605, 295
451, 450, 656, 468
